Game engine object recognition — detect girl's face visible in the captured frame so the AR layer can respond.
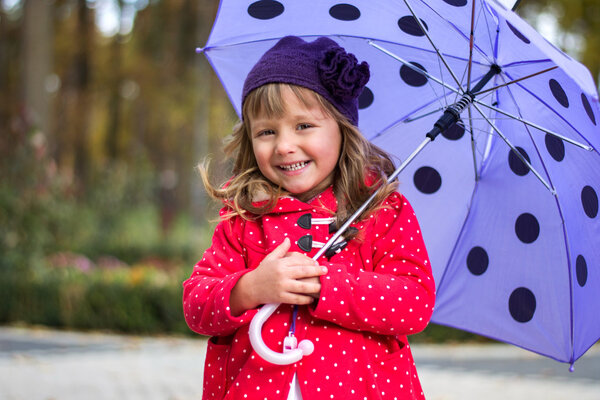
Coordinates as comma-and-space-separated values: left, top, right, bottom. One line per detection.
250, 86, 342, 202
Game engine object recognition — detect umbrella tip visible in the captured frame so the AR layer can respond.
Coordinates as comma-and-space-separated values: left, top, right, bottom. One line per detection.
569, 363, 575, 373
195, 47, 204, 54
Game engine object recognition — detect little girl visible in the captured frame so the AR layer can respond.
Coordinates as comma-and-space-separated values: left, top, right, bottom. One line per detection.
183, 36, 435, 400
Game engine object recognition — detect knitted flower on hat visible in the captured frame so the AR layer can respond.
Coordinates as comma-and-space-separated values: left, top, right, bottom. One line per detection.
319, 46, 370, 102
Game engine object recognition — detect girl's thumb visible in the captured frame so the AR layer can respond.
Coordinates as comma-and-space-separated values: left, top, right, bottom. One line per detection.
269, 237, 290, 258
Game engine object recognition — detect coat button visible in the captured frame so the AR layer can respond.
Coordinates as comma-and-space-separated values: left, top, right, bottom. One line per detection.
297, 213, 312, 229
297, 235, 313, 252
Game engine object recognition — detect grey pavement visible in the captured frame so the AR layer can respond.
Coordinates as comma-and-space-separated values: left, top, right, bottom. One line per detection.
0, 327, 598, 400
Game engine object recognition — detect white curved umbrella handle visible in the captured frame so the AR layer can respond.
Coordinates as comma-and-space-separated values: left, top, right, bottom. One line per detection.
249, 303, 314, 365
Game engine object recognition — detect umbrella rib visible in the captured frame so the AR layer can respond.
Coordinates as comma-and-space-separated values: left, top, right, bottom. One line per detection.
465, 0, 497, 106
503, 74, 599, 153
478, 0, 498, 63
418, 0, 498, 65
369, 95, 449, 141
474, 66, 559, 96
402, 106, 447, 123
368, 39, 468, 116
403, 0, 465, 92
502, 58, 554, 68
435, 51, 452, 108
466, 0, 477, 92
365, 37, 487, 64
467, 106, 479, 181
473, 100, 593, 151
471, 103, 556, 195
368, 41, 462, 96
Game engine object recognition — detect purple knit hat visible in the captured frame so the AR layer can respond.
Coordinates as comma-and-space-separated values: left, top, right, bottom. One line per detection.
242, 36, 370, 126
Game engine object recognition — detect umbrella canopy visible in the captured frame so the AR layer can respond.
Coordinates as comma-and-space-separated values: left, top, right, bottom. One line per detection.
200, 0, 600, 365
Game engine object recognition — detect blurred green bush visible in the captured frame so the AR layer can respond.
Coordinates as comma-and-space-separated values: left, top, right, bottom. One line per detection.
0, 128, 206, 335
1, 129, 204, 272
0, 264, 192, 335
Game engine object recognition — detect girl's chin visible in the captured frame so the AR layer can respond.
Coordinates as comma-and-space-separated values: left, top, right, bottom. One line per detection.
285, 186, 313, 196
288, 182, 332, 203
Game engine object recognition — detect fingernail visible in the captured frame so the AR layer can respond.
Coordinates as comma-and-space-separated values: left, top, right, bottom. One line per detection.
321, 266, 328, 274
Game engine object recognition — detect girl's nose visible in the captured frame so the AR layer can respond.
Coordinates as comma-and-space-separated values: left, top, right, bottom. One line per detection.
274, 131, 297, 154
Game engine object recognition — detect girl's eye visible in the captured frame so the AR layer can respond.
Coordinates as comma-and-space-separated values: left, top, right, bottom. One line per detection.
257, 129, 275, 137
297, 123, 312, 130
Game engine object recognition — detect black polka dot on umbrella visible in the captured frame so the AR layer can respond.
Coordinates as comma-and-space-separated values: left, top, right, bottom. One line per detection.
329, 3, 361, 21
442, 120, 465, 141
506, 21, 530, 44
400, 62, 428, 87
467, 246, 489, 276
576, 255, 588, 287
509, 287, 536, 323
545, 133, 565, 162
443, 0, 467, 6
549, 79, 569, 108
581, 185, 598, 218
398, 16, 428, 37
247, 0, 284, 20
508, 146, 531, 176
358, 87, 374, 109
413, 166, 442, 194
581, 93, 597, 125
515, 213, 540, 244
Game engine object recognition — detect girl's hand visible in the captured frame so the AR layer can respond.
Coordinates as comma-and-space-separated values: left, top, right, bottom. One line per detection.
230, 238, 328, 316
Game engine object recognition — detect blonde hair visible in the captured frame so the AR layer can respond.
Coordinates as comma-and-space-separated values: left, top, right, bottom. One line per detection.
199, 83, 398, 225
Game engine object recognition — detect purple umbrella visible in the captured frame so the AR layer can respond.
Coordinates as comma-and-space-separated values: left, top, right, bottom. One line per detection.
198, 0, 600, 367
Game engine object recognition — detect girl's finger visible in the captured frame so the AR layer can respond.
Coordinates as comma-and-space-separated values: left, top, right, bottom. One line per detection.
288, 264, 328, 279
281, 293, 316, 306
276, 254, 318, 269
289, 279, 321, 296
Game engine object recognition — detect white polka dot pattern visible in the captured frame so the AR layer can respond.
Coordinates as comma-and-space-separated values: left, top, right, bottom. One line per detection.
182, 187, 435, 399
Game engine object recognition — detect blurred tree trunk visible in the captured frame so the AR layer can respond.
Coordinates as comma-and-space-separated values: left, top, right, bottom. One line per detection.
72, 0, 92, 186
22, 0, 53, 134
106, 0, 124, 161
0, 7, 21, 153
59, 0, 92, 188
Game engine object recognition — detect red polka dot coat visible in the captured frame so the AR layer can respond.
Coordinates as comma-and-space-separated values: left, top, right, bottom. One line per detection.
183, 187, 435, 400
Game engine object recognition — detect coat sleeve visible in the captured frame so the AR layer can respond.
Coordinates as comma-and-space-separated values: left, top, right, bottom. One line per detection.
182, 209, 257, 337
309, 193, 435, 336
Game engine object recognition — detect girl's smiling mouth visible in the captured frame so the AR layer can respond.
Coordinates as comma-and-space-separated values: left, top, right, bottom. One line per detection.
278, 161, 310, 172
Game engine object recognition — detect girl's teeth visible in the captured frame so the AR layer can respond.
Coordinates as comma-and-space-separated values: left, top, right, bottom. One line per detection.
280, 161, 307, 171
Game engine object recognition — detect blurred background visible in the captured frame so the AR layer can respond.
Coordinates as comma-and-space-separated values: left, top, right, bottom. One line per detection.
1, 0, 599, 339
